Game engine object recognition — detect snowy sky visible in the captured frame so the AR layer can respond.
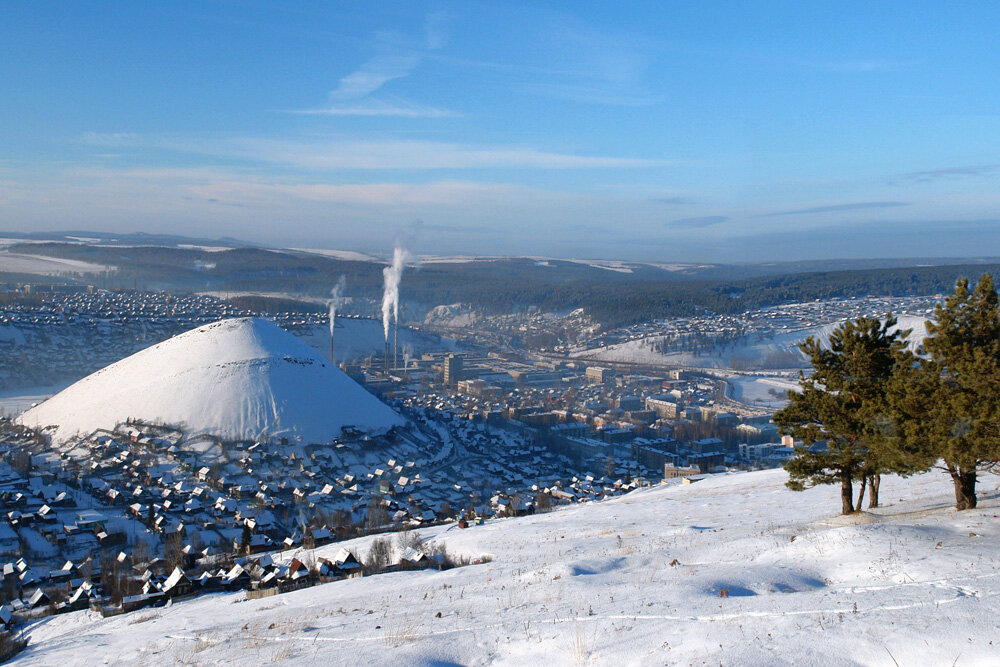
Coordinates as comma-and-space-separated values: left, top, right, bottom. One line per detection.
3, 1, 1000, 261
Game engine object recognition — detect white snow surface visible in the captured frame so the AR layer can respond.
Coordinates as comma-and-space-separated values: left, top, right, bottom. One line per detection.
0, 251, 112, 276
288, 248, 380, 262
19, 468, 1000, 665
17, 317, 404, 443
424, 303, 479, 328
576, 315, 929, 370
724, 374, 802, 408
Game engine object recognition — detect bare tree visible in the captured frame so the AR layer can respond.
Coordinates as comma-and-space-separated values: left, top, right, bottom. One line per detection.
164, 532, 185, 569
365, 537, 392, 573
365, 496, 389, 533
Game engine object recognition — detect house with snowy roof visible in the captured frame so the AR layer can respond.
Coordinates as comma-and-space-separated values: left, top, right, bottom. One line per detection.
161, 567, 192, 597
25, 588, 49, 609
0, 604, 13, 629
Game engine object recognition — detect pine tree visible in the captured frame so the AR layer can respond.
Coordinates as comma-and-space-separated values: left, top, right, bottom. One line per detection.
239, 523, 252, 555
775, 316, 913, 514
887, 275, 1000, 510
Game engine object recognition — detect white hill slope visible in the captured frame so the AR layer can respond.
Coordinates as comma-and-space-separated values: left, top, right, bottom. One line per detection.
576, 315, 929, 370
17, 317, 404, 443
20, 468, 1000, 665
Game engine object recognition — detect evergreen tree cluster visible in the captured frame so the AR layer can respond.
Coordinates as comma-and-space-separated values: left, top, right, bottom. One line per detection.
776, 275, 1000, 514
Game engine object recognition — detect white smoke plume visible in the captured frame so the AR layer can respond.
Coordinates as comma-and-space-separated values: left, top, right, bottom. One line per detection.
381, 246, 411, 341
328, 275, 347, 338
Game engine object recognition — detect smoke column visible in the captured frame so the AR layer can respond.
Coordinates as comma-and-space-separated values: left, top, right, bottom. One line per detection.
328, 276, 346, 363
381, 220, 423, 371
381, 246, 410, 342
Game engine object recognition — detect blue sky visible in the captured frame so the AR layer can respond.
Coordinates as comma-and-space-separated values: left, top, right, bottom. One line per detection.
2, 1, 1000, 261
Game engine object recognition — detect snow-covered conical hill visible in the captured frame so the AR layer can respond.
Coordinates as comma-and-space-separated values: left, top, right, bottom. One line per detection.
18, 317, 404, 443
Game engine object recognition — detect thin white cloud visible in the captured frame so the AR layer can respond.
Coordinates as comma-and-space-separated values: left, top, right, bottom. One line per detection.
328, 52, 423, 101
78, 133, 672, 170
235, 139, 671, 170
766, 201, 909, 216
288, 97, 459, 118
190, 179, 529, 207
424, 8, 450, 50
503, 9, 661, 107
290, 13, 456, 118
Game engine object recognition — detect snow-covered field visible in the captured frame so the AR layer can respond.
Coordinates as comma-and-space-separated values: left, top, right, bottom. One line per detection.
19, 468, 1000, 666
575, 315, 928, 370
725, 374, 801, 408
0, 251, 112, 276
288, 248, 381, 262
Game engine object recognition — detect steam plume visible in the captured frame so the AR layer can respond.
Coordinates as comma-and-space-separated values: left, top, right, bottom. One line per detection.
328, 275, 346, 362
381, 246, 410, 341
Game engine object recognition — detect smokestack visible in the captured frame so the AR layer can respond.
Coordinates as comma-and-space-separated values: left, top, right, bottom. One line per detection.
394, 320, 398, 372
328, 275, 345, 366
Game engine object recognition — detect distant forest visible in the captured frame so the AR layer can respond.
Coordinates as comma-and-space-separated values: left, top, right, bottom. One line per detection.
8, 243, 999, 328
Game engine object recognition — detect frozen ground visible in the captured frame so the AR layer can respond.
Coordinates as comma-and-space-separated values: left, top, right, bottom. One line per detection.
724, 374, 801, 409
0, 251, 112, 276
288, 248, 381, 262
18, 467, 1000, 666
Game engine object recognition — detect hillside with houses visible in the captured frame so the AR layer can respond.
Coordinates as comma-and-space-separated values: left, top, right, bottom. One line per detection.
7, 467, 1000, 665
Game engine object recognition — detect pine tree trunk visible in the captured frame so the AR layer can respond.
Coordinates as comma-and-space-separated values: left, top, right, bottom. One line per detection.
841, 472, 855, 515
855, 476, 867, 513
867, 474, 880, 509
951, 468, 977, 510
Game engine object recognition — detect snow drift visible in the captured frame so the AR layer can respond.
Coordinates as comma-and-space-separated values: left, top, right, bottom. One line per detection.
18, 317, 404, 443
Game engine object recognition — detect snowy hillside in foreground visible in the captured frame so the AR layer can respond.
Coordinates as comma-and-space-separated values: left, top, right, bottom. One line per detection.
20, 468, 1000, 666
18, 318, 404, 443
575, 315, 929, 370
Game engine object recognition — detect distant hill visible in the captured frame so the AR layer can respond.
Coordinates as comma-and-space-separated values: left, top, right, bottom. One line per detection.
574, 314, 929, 370
5, 239, 999, 328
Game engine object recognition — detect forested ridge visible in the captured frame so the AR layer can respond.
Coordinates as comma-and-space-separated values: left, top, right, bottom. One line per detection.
9, 243, 998, 327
